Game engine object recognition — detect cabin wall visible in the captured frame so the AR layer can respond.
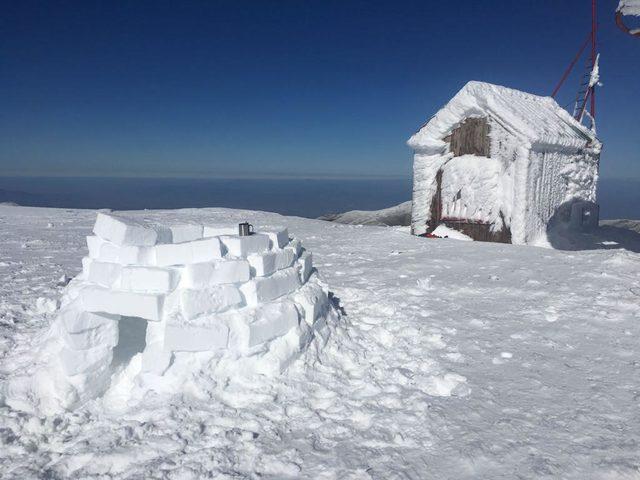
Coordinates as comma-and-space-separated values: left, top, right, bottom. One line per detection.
439, 155, 505, 225
523, 149, 567, 243
441, 219, 512, 243
411, 153, 450, 235
523, 147, 599, 243
411, 115, 517, 241
445, 117, 491, 157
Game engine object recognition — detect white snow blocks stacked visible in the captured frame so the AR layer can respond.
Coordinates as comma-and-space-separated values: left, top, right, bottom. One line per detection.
51, 212, 331, 401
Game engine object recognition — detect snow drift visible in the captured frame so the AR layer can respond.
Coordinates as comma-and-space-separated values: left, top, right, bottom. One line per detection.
2, 206, 640, 478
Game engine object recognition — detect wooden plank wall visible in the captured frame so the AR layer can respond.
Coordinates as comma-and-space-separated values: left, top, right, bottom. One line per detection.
424, 116, 511, 242
446, 117, 490, 157
442, 220, 512, 243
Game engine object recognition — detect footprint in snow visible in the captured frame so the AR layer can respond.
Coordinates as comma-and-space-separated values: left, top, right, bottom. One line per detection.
545, 307, 559, 322
492, 352, 513, 364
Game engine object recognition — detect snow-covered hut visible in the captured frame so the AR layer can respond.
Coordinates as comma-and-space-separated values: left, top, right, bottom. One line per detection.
408, 81, 601, 244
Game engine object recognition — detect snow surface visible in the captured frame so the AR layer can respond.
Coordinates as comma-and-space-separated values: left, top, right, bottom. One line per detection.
2, 205, 640, 478
619, 0, 640, 16
431, 225, 473, 241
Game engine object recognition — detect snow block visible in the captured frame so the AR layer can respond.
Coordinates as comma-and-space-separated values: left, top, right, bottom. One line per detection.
248, 300, 299, 347
202, 226, 237, 238
294, 283, 328, 327
140, 345, 172, 374
241, 267, 301, 306
93, 212, 158, 246
247, 248, 296, 277
154, 237, 223, 267
285, 238, 303, 257
263, 228, 289, 249
169, 224, 204, 244
84, 259, 122, 288
120, 266, 178, 293
180, 285, 243, 319
164, 323, 229, 351
60, 306, 120, 334
86, 236, 155, 265
219, 234, 270, 258
86, 236, 103, 259
58, 345, 113, 376
297, 251, 313, 283
182, 260, 250, 288
247, 252, 277, 277
81, 257, 91, 280
62, 320, 119, 350
80, 286, 164, 321
144, 318, 166, 346
119, 245, 155, 265
188, 237, 225, 263
274, 249, 296, 270
275, 248, 297, 270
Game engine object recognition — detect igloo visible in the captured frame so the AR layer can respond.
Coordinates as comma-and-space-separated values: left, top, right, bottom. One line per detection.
43, 213, 332, 410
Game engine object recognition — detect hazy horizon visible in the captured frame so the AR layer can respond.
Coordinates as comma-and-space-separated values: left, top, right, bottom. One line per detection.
1, 175, 638, 220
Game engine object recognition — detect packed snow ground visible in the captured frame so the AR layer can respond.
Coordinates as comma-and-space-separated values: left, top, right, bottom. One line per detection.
1, 205, 640, 479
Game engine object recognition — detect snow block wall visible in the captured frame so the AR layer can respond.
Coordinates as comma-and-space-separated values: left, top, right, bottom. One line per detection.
39, 213, 333, 411
408, 81, 601, 245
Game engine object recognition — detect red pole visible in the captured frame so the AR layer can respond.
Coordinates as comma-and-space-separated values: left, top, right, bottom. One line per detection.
590, 0, 597, 119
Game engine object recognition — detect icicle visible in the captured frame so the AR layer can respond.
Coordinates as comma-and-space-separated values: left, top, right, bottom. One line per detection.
588, 53, 602, 88
583, 109, 597, 134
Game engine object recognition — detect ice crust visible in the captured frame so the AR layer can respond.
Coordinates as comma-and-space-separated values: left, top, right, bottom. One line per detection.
16, 212, 332, 413
618, 0, 640, 16
409, 81, 600, 242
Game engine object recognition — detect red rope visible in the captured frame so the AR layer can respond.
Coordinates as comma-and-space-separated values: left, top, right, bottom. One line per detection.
590, 0, 597, 119
551, 32, 592, 98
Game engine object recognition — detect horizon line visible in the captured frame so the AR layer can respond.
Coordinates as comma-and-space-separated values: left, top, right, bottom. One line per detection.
0, 172, 412, 181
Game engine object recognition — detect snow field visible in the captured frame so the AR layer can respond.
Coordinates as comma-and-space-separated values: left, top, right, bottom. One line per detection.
1, 206, 640, 478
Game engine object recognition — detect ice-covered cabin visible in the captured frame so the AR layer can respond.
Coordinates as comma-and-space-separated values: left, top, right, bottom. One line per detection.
408, 81, 601, 244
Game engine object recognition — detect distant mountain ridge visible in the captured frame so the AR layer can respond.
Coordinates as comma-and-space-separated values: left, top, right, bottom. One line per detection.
0, 188, 45, 206
319, 202, 640, 240
318, 201, 412, 226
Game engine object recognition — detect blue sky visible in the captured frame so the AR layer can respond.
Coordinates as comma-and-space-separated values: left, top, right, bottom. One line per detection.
1, 0, 639, 179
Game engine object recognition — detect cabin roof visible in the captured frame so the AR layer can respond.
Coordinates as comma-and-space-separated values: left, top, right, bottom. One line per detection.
408, 81, 600, 153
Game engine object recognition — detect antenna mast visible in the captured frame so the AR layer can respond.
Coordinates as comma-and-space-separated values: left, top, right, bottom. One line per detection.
551, 0, 600, 130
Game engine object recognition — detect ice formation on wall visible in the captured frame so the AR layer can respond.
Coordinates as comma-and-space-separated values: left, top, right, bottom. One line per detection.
9, 213, 334, 413
618, 0, 640, 16
408, 81, 601, 244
